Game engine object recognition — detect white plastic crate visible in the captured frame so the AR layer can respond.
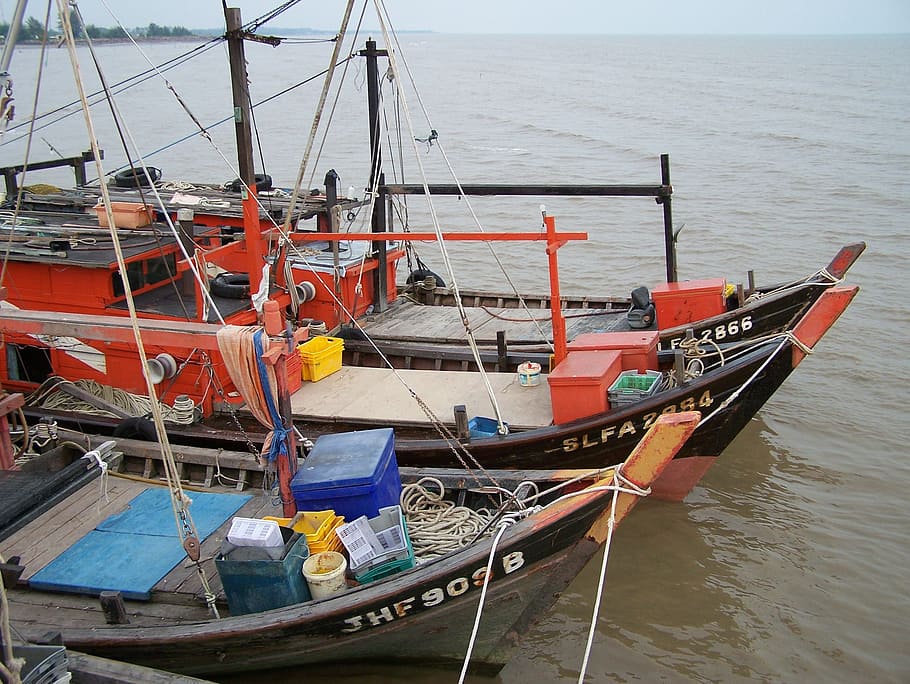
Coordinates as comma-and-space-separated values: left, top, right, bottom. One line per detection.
226, 517, 283, 548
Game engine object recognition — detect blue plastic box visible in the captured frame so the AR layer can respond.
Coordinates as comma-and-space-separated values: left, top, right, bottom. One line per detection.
215, 530, 311, 616
468, 416, 508, 438
291, 428, 402, 522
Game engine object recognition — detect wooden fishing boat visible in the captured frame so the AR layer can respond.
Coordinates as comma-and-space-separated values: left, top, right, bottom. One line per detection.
0, 412, 699, 678
6, 643, 218, 683
0, 3, 862, 501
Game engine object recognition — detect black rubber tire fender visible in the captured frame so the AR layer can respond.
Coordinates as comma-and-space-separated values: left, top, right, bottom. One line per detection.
226, 174, 273, 193
210, 272, 251, 299
405, 268, 446, 288
113, 166, 161, 188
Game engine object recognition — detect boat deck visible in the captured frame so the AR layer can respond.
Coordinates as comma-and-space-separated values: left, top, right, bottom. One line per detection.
361, 295, 631, 345
287, 296, 633, 428
1, 476, 279, 630
289, 365, 553, 428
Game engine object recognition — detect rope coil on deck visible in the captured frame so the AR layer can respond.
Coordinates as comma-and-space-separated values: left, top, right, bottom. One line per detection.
401, 478, 496, 559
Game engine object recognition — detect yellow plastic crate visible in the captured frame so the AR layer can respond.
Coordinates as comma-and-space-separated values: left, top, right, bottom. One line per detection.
264, 510, 345, 554
297, 336, 344, 382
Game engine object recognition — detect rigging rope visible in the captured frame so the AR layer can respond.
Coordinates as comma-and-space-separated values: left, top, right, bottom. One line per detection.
372, 1, 509, 434
375, 0, 556, 357
1, 1, 52, 287
56, 0, 219, 617
280, 0, 357, 235
575, 468, 652, 683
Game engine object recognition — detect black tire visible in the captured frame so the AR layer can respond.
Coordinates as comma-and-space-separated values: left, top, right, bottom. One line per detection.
226, 174, 273, 193
210, 272, 251, 299
113, 166, 161, 188
405, 268, 446, 288
112, 417, 157, 441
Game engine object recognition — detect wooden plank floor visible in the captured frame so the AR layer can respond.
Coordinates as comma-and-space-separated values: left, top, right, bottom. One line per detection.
290, 366, 553, 428
1, 475, 280, 630
362, 298, 627, 345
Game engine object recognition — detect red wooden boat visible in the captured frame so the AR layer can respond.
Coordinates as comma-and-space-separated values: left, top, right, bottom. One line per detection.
0, 4, 862, 502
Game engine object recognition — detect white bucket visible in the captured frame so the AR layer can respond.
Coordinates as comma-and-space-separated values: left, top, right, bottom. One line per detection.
302, 551, 348, 600
517, 361, 541, 387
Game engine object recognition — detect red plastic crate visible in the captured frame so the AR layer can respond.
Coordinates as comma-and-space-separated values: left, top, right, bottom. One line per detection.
568, 331, 659, 373
651, 278, 726, 329
547, 350, 623, 424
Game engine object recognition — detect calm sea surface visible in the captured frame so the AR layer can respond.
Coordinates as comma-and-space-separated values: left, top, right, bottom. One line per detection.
2, 28, 908, 683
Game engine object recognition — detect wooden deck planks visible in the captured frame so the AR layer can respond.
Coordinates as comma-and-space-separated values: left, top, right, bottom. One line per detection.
289, 365, 554, 428
363, 298, 623, 345
3, 476, 282, 630
2, 477, 147, 580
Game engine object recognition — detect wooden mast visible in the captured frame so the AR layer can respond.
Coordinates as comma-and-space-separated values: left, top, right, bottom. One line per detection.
224, 6, 264, 296
224, 6, 296, 515
361, 39, 390, 314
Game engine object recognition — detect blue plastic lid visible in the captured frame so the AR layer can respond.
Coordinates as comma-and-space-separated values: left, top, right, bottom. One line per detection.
291, 428, 395, 491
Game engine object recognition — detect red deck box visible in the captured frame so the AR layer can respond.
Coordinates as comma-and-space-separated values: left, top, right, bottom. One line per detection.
651, 278, 727, 329
547, 350, 623, 424
567, 331, 659, 373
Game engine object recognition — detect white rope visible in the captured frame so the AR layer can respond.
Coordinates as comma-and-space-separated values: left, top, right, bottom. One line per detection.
401, 478, 495, 559
744, 267, 843, 304
81, 441, 114, 511
458, 522, 510, 684
698, 332, 808, 427
57, 2, 219, 618
577, 475, 622, 682
372, 1, 509, 434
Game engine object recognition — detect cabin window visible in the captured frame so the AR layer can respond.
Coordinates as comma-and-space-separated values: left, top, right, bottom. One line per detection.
6, 344, 53, 383
111, 255, 177, 297
112, 261, 145, 297
146, 253, 176, 285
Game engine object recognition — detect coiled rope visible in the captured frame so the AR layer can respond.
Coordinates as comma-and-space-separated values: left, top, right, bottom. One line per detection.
31, 378, 197, 425
401, 478, 496, 559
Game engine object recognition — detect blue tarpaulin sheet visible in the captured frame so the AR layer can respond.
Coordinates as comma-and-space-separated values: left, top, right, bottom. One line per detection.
29, 488, 251, 600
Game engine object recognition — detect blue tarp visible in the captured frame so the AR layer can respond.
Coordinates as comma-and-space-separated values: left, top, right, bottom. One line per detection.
29, 488, 251, 600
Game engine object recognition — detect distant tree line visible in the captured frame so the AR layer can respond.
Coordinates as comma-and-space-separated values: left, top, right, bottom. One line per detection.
0, 15, 195, 41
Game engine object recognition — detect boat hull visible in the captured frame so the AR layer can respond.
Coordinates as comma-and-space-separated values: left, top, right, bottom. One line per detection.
10, 477, 630, 676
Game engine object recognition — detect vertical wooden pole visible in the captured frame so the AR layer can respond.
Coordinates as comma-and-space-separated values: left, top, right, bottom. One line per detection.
224, 7, 263, 296
361, 39, 390, 314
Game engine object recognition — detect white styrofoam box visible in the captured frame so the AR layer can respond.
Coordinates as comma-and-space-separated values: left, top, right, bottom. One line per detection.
226, 517, 283, 548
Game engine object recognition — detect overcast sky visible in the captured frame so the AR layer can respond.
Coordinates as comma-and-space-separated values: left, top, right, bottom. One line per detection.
2, 0, 909, 34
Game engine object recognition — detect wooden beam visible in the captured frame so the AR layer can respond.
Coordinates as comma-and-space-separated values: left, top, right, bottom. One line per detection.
0, 309, 225, 349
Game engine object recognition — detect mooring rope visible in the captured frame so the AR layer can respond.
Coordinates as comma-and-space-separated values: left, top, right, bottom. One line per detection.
458, 522, 510, 684
576, 468, 652, 683
744, 267, 843, 303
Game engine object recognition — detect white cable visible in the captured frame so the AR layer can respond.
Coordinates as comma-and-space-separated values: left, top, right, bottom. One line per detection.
458, 522, 510, 684
372, 2, 508, 433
